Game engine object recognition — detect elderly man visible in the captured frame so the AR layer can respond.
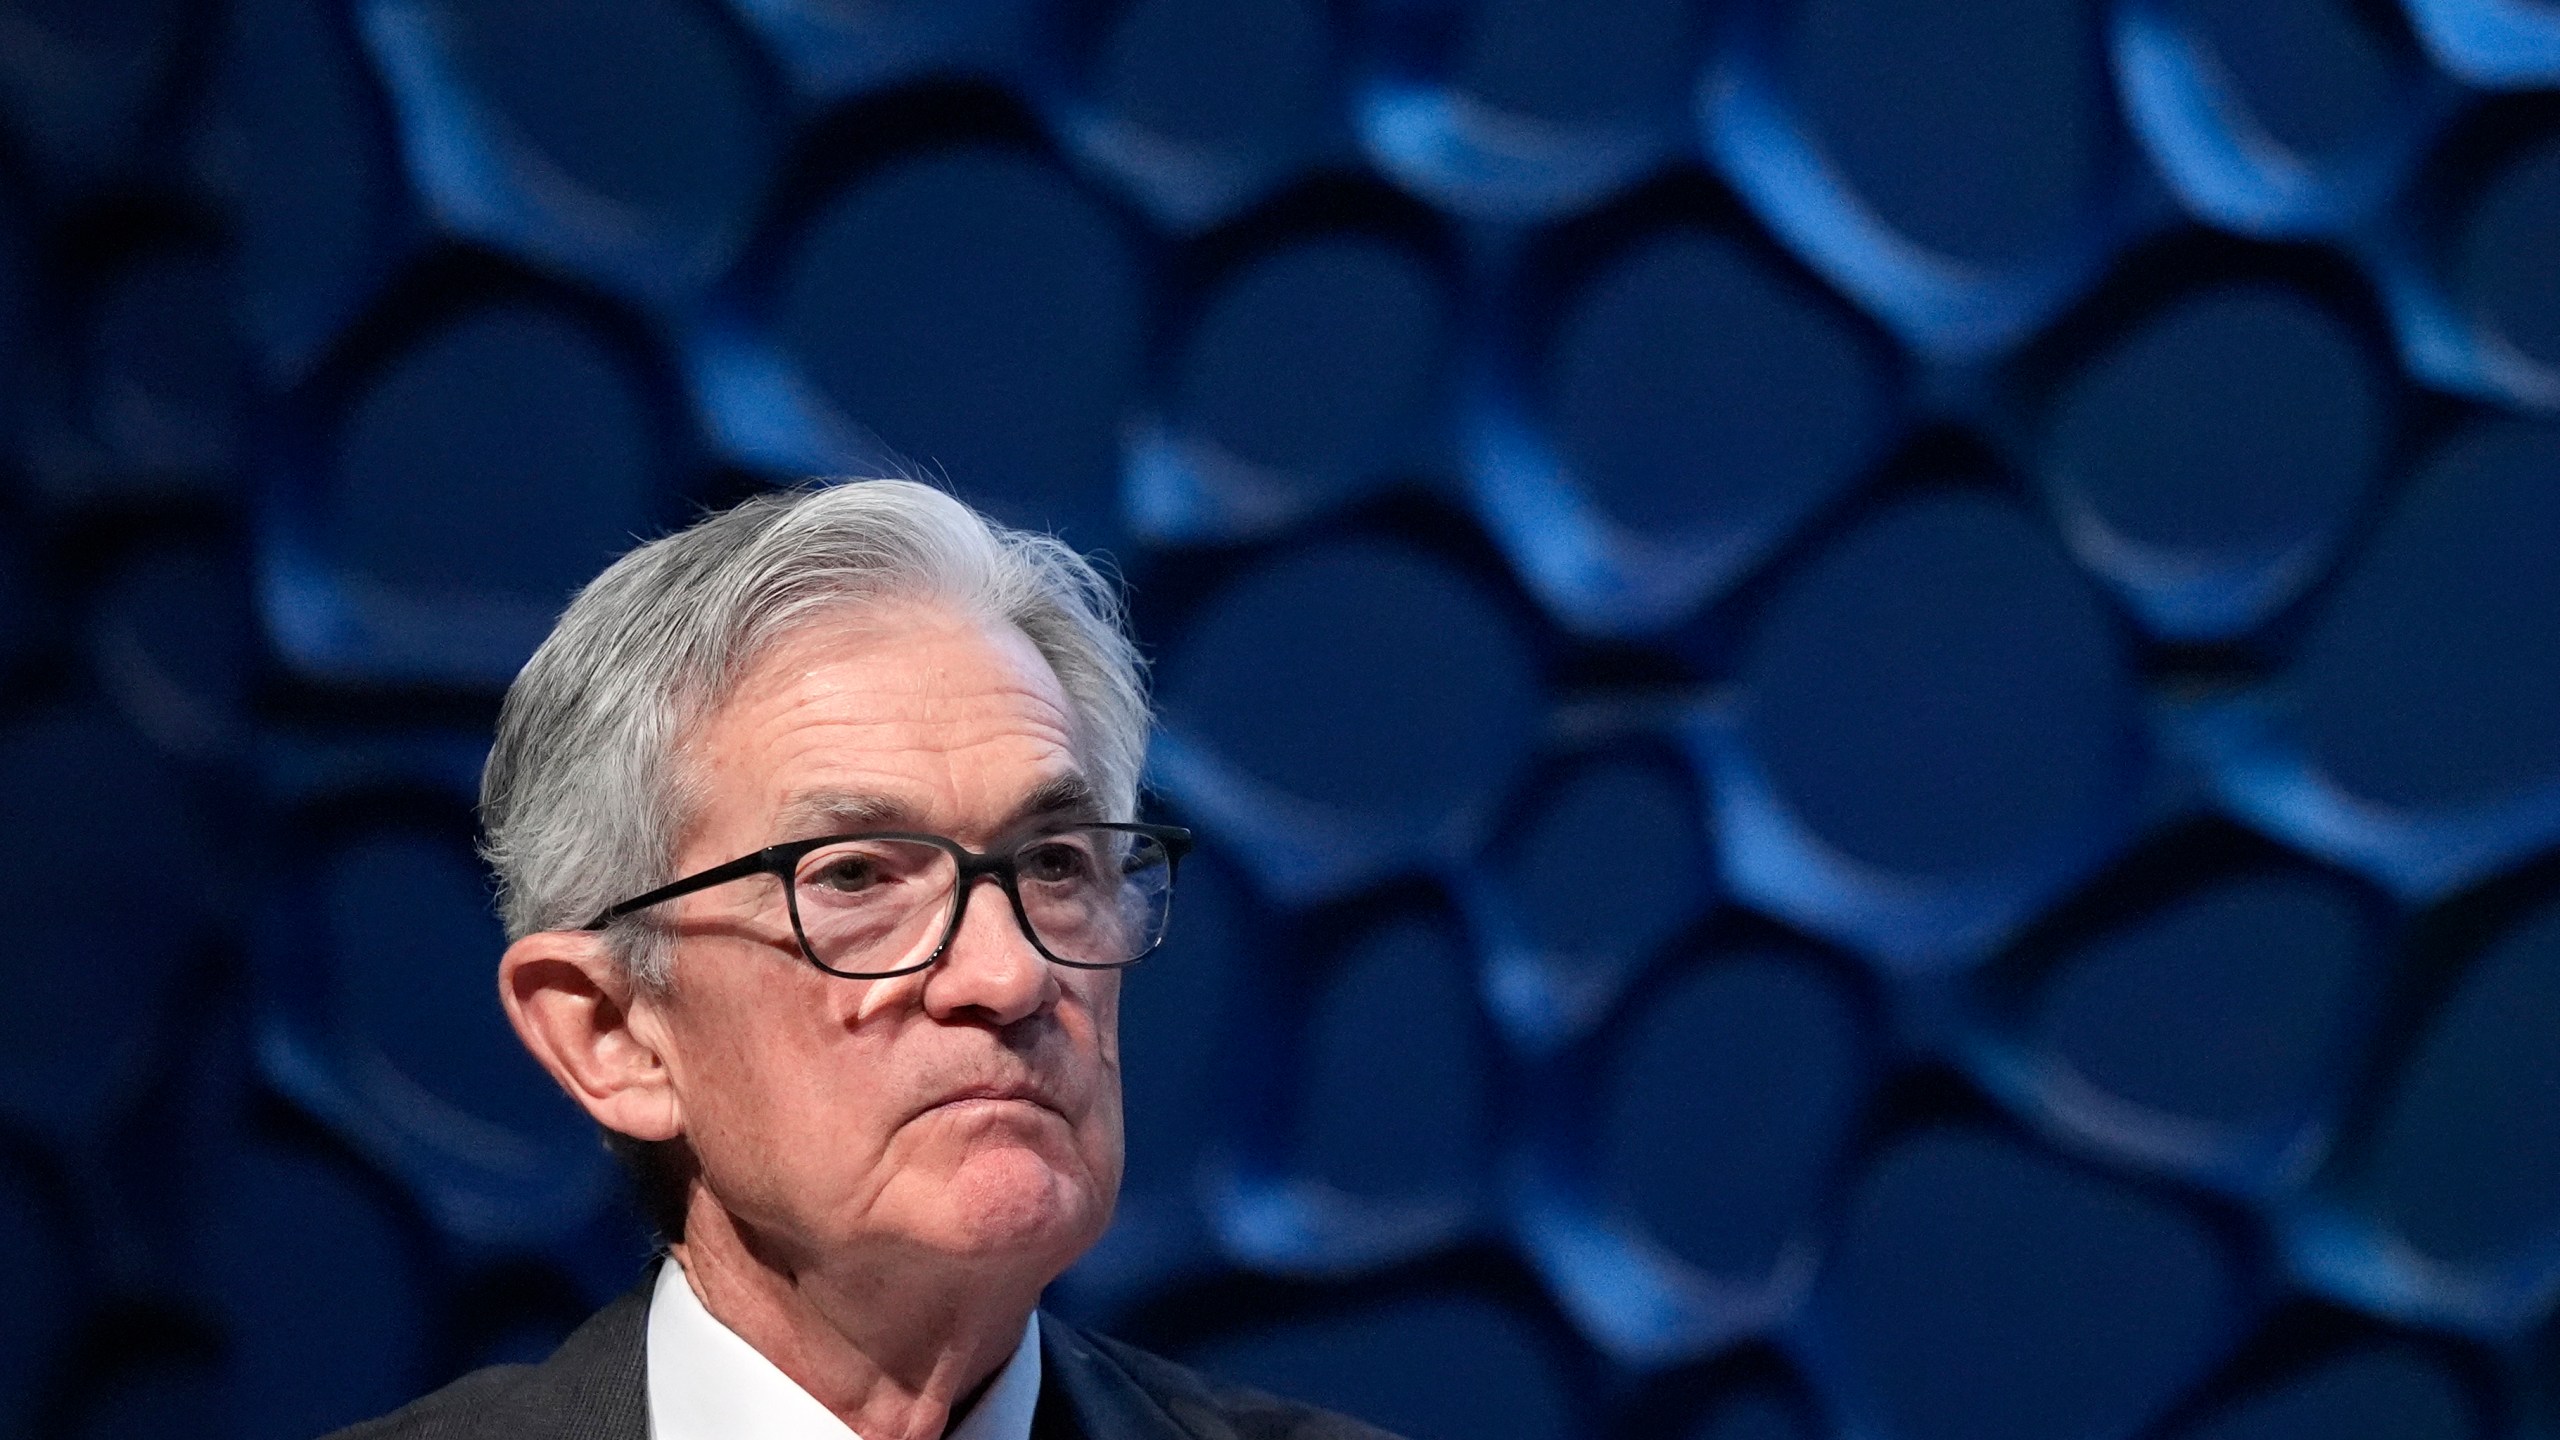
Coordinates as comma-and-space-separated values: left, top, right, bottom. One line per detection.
333, 481, 1393, 1440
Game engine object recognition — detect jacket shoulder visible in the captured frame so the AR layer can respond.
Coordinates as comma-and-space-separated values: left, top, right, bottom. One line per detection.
320, 1272, 654, 1440
1050, 1318, 1407, 1440
322, 1363, 538, 1440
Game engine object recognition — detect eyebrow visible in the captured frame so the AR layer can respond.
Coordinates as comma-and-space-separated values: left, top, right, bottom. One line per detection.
773, 789, 910, 838
1011, 773, 1102, 828
772, 772, 1101, 844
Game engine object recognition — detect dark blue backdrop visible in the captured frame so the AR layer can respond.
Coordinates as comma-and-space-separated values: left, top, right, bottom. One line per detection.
0, 0, 2557, 1436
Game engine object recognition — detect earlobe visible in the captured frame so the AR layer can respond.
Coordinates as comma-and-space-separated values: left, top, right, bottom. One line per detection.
498, 931, 683, 1144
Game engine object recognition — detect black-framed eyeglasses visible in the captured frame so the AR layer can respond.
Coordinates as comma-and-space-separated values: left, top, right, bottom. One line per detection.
583, 823, 1193, 980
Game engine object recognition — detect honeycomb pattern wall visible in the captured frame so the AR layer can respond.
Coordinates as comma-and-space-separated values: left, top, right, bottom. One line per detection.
0, 0, 2557, 1437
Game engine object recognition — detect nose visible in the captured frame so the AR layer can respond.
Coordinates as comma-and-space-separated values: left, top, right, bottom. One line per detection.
921, 874, 1055, 1026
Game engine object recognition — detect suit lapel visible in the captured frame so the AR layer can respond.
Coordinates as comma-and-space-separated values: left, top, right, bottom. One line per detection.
1036, 1314, 1220, 1440
514, 1268, 655, 1440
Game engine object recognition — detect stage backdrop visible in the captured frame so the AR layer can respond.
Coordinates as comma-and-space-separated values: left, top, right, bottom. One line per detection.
0, 0, 2557, 1436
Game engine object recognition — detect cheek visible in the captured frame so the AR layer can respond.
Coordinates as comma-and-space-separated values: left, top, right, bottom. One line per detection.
664, 962, 1129, 1243
1084, 1083, 1125, 1201
665, 972, 901, 1213
1070, 973, 1127, 1182
1079, 970, 1124, 1072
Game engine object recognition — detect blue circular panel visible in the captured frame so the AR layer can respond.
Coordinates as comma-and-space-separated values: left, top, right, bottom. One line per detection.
2367, 895, 2560, 1269
1738, 492, 2137, 877
0, 180, 22, 453
2285, 420, 2560, 812
1776, 0, 2111, 264
407, 0, 773, 267
1604, 954, 1862, 1278
0, 704, 200, 1146
1078, 0, 1331, 224
85, 250, 245, 476
213, 0, 399, 375
2045, 284, 2384, 637
1091, 0, 1329, 154
206, 1138, 425, 1440
1497, 757, 1708, 970
777, 148, 1142, 550
1689, 1391, 1820, 1440
2401, 0, 2560, 89
72, 1355, 224, 1440
1549, 231, 1886, 542
1820, 1127, 2233, 1440
1115, 855, 1248, 1198
1299, 914, 1490, 1200
1159, 537, 1540, 836
330, 306, 657, 605
1449, 0, 1698, 125
2180, 1348, 2473, 1440
2162, 0, 2407, 159
1174, 236, 1447, 498
0, 0, 185, 179
2034, 873, 2371, 1135
325, 826, 589, 1148
1185, 1293, 1574, 1440
0, 1164, 70, 1434
0, 528, 40, 668
90, 540, 257, 759
1363, 0, 1697, 218
2458, 131, 2560, 376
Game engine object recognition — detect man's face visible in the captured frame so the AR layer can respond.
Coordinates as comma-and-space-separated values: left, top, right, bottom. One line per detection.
636, 599, 1124, 1279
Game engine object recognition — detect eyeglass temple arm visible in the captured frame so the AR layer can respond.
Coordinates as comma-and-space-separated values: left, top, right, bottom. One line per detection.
1112, 822, 1193, 860
581, 849, 781, 930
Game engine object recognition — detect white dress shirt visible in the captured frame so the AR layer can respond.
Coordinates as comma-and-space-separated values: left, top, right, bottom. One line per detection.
645, 1259, 1043, 1440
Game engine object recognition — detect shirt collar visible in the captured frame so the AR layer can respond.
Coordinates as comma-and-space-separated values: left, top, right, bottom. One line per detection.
645, 1259, 1043, 1440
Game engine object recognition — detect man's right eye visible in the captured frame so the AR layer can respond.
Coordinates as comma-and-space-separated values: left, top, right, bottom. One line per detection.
804, 855, 884, 893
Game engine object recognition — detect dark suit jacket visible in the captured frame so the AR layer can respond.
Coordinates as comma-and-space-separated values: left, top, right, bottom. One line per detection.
326, 1274, 1402, 1440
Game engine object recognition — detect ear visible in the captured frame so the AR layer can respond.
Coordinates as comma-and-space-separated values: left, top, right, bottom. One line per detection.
499, 930, 683, 1144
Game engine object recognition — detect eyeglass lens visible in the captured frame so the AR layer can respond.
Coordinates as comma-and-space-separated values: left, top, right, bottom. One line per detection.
789, 828, 1176, 973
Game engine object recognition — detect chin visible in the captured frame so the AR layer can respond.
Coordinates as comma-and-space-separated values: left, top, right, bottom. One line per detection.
933, 1143, 1111, 1261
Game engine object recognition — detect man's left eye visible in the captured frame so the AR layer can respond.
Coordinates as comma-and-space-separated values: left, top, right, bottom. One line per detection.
1018, 842, 1092, 884
807, 857, 882, 891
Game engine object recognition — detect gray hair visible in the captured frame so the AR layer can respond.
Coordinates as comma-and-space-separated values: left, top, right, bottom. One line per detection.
479, 478, 1151, 987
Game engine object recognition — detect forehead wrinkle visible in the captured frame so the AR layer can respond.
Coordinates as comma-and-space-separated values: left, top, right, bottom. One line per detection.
741, 631, 1075, 743
753, 599, 1106, 803
696, 611, 1090, 858
766, 770, 1098, 848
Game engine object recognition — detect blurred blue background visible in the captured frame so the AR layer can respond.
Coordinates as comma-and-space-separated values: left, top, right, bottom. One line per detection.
0, 0, 2557, 1436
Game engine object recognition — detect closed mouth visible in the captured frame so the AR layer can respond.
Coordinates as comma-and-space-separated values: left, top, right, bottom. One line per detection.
918, 1085, 1062, 1122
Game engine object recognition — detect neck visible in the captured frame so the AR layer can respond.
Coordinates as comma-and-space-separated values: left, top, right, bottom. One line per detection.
668, 1201, 1045, 1440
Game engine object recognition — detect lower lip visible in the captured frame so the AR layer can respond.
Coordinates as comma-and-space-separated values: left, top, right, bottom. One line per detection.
928, 1095, 1051, 1118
